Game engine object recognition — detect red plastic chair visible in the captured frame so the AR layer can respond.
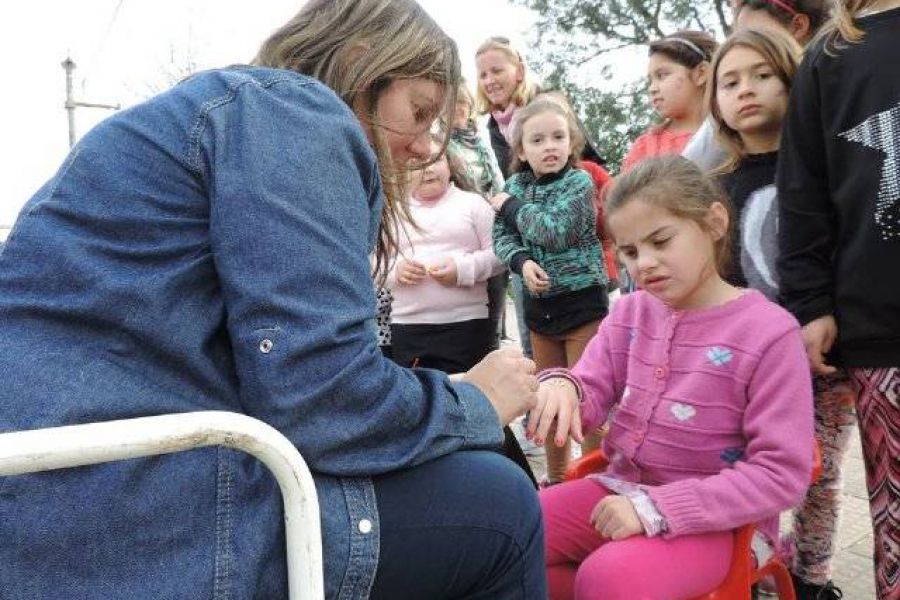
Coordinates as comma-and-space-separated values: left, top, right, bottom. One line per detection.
563, 444, 823, 600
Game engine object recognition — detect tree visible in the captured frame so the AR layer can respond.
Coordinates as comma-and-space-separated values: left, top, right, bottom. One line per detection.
514, 0, 731, 171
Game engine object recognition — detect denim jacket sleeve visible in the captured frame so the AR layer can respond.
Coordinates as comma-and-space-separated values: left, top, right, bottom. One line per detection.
199, 72, 502, 475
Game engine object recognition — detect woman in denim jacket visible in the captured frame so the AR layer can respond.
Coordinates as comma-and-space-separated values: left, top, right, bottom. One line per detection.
0, 1, 544, 598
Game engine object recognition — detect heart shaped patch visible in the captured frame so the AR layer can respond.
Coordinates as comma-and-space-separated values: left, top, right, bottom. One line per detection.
670, 402, 696, 422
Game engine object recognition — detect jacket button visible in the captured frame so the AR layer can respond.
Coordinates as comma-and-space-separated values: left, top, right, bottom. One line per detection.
654, 367, 666, 378
259, 339, 273, 354
358, 519, 373, 534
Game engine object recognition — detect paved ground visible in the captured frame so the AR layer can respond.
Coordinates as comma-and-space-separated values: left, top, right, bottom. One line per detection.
501, 300, 877, 598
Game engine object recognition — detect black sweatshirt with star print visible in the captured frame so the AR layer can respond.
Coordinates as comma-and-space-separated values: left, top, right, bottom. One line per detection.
776, 6, 900, 368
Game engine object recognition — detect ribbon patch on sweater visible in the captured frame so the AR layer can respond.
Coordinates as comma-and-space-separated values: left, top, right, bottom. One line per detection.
707, 346, 733, 366
670, 402, 696, 422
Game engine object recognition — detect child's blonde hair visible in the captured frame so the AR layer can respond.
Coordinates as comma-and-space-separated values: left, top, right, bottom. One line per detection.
708, 28, 802, 173
818, 0, 884, 50
474, 37, 539, 113
456, 81, 477, 129
508, 99, 585, 174
253, 0, 460, 282
606, 156, 733, 274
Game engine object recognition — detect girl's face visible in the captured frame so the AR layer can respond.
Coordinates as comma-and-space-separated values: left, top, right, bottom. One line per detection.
476, 49, 523, 110
647, 54, 707, 121
410, 149, 451, 201
367, 78, 444, 164
716, 46, 789, 142
608, 198, 726, 309
517, 112, 571, 177
453, 97, 473, 130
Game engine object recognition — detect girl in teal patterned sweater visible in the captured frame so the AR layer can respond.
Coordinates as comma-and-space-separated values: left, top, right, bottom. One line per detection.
491, 98, 609, 483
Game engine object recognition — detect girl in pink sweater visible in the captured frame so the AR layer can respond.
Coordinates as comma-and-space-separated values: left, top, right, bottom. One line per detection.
387, 142, 504, 373
533, 155, 814, 599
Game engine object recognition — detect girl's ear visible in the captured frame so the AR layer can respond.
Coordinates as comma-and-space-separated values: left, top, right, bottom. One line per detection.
692, 62, 710, 89
790, 13, 812, 43
706, 201, 730, 241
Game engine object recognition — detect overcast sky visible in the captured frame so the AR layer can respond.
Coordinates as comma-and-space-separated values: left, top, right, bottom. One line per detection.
0, 0, 537, 227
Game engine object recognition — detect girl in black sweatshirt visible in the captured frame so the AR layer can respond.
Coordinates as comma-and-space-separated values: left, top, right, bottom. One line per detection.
777, 3, 900, 597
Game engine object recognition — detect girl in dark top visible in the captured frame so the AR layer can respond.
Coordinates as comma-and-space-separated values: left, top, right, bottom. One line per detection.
777, 2, 900, 597
709, 28, 852, 600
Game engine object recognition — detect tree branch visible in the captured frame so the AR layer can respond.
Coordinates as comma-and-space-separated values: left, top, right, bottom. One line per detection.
713, 0, 731, 35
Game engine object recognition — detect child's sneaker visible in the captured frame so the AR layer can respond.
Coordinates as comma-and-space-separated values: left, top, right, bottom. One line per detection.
791, 573, 843, 600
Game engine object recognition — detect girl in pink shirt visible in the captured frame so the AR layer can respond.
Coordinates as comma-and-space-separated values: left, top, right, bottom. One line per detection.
621, 31, 718, 173
388, 143, 504, 373
533, 156, 815, 599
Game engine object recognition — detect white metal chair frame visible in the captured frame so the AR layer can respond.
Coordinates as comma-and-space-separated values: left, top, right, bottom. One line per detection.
0, 411, 324, 600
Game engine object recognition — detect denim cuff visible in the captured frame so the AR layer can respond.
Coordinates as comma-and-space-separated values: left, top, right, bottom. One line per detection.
451, 380, 504, 448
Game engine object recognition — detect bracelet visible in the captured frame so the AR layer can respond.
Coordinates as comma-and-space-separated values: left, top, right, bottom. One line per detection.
537, 368, 584, 401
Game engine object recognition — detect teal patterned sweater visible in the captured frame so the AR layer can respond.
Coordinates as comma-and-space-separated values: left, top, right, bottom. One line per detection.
492, 165, 607, 298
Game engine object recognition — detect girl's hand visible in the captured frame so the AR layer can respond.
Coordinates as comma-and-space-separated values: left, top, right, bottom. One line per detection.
522, 260, 551, 294
527, 377, 582, 447
428, 259, 457, 287
489, 192, 511, 212
462, 348, 539, 426
801, 315, 838, 375
396, 259, 428, 286
590, 496, 645, 540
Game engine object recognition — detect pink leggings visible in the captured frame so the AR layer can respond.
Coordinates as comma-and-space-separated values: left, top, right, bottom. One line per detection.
542, 479, 734, 600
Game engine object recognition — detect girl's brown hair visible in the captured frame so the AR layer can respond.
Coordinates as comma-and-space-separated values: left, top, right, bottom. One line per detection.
817, 0, 884, 51
734, 0, 830, 39
474, 37, 539, 114
508, 99, 585, 174
708, 28, 802, 173
649, 30, 719, 69
606, 156, 733, 274
253, 0, 460, 282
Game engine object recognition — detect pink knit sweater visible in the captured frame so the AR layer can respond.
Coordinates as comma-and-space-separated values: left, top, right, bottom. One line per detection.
387, 185, 503, 324
572, 289, 814, 540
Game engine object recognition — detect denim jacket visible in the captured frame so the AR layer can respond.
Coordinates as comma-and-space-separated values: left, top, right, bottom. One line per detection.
0, 67, 503, 599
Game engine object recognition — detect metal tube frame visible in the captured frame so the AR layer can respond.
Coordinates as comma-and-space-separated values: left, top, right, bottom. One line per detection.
0, 411, 323, 599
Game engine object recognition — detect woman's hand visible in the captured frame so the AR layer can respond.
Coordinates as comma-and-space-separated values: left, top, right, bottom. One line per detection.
428, 259, 457, 287
489, 192, 511, 212
591, 496, 645, 540
396, 259, 428, 286
522, 260, 551, 294
526, 377, 582, 447
802, 315, 838, 375
462, 348, 538, 426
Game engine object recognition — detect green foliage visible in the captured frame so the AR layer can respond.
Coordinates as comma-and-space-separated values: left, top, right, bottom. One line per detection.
513, 0, 731, 171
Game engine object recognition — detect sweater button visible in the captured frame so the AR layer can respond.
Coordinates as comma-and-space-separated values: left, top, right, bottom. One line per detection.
654, 367, 666, 379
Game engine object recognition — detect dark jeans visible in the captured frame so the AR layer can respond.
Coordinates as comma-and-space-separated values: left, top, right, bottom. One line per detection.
370, 451, 547, 600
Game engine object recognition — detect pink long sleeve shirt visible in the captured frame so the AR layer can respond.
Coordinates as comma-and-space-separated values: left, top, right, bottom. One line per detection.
388, 185, 504, 324
571, 289, 814, 541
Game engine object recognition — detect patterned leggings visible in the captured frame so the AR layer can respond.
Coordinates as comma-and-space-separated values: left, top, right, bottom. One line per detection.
789, 371, 857, 584
851, 368, 900, 600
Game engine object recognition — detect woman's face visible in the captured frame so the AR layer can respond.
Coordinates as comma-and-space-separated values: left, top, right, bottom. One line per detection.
364, 78, 445, 164
646, 54, 706, 121
476, 49, 523, 110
